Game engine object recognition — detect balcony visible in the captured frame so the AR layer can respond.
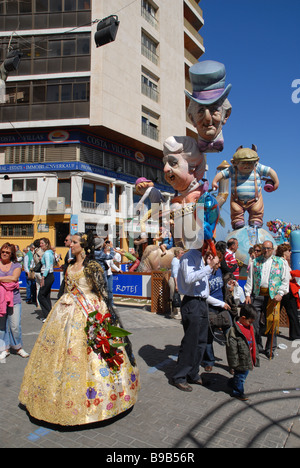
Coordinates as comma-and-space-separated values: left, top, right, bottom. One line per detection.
0, 201, 34, 216
81, 201, 112, 215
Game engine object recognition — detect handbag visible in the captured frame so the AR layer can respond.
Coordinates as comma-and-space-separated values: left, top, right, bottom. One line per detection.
172, 291, 181, 308
209, 309, 231, 328
33, 261, 42, 273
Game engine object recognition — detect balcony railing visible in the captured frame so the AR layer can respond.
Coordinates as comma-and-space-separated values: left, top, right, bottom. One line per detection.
81, 201, 112, 215
141, 6, 158, 29
142, 122, 159, 141
141, 44, 158, 65
141, 82, 159, 102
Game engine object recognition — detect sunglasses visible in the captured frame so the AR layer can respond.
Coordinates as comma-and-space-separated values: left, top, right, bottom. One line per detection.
1, 250, 11, 255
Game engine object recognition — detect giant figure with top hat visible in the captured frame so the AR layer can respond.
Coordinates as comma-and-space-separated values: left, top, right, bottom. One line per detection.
138, 60, 278, 271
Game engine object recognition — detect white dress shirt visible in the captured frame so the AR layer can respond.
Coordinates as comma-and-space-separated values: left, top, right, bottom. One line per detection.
177, 249, 212, 298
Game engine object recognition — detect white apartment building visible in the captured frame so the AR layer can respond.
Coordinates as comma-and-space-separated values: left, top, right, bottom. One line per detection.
0, 0, 204, 254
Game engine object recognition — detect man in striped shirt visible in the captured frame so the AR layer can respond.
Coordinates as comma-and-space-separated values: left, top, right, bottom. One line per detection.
212, 146, 279, 230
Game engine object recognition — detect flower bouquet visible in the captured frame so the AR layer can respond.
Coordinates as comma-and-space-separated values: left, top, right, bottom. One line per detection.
85, 310, 132, 372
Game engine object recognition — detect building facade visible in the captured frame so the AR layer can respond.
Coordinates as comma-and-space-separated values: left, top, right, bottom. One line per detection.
0, 0, 204, 255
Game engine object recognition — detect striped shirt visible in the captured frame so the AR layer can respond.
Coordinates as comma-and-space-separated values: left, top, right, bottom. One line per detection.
221, 163, 271, 202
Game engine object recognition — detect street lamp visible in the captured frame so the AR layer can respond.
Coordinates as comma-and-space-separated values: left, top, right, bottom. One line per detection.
0, 49, 22, 82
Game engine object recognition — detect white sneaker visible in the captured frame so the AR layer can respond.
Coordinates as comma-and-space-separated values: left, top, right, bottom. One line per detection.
0, 350, 9, 360
17, 349, 29, 358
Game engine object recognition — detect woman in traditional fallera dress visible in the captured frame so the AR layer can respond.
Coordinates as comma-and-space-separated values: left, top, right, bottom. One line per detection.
19, 232, 140, 426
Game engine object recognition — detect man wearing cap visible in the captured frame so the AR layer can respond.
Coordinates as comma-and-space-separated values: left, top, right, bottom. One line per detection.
212, 146, 279, 229
185, 60, 232, 153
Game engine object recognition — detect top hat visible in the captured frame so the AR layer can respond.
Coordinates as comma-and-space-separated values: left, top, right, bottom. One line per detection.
185, 60, 232, 106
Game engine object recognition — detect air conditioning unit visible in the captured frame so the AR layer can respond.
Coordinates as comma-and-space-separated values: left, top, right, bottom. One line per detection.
47, 197, 65, 214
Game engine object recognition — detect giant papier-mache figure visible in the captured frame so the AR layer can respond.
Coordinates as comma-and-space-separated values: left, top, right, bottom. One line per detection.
166, 60, 233, 253
138, 60, 233, 271
212, 145, 279, 230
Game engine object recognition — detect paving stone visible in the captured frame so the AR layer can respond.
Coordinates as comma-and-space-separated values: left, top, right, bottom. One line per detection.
1, 295, 299, 448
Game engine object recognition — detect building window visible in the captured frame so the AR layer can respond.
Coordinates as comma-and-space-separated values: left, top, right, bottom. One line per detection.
0, 34, 91, 77
142, 108, 159, 141
141, 31, 159, 65
0, 1, 91, 32
141, 69, 159, 102
12, 179, 24, 192
141, 0, 158, 29
115, 185, 122, 212
12, 178, 37, 191
58, 179, 71, 206
1, 224, 34, 237
82, 180, 109, 212
26, 179, 38, 191
1, 78, 90, 122
82, 180, 108, 204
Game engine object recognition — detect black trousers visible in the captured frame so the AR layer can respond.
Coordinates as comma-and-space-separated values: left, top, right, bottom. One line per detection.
173, 296, 208, 383
281, 291, 300, 340
38, 273, 55, 319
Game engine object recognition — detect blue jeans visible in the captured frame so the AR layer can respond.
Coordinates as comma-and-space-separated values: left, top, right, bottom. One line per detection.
0, 303, 23, 352
232, 370, 249, 396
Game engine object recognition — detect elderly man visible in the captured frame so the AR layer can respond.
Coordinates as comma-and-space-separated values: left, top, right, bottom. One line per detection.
244, 240, 289, 359
185, 60, 232, 153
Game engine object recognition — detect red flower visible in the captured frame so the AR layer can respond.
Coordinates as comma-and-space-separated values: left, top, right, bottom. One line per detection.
107, 353, 124, 369
110, 394, 117, 401
96, 337, 110, 354
95, 312, 103, 322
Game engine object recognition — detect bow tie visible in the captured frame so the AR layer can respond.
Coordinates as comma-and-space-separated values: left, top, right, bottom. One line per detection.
197, 138, 224, 153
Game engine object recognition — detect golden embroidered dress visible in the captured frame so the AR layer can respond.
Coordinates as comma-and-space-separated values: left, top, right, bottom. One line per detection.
19, 263, 140, 426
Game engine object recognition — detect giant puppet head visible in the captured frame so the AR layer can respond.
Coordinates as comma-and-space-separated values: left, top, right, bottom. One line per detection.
186, 60, 232, 152
163, 135, 207, 206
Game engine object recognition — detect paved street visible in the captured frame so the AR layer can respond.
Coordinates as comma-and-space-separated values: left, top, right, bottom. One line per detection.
1, 292, 300, 449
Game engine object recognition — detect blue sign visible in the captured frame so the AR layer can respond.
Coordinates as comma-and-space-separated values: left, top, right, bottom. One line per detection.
113, 274, 143, 296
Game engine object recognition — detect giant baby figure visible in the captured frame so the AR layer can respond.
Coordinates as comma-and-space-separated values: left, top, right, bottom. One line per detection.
212, 145, 279, 230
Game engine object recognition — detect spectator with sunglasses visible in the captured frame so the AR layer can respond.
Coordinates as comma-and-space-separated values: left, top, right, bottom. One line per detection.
0, 243, 29, 360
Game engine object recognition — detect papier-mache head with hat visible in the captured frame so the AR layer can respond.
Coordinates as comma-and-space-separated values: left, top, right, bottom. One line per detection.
135, 177, 154, 195
186, 60, 232, 152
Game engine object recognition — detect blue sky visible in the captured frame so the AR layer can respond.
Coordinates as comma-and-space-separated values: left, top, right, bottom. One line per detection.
199, 0, 300, 236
